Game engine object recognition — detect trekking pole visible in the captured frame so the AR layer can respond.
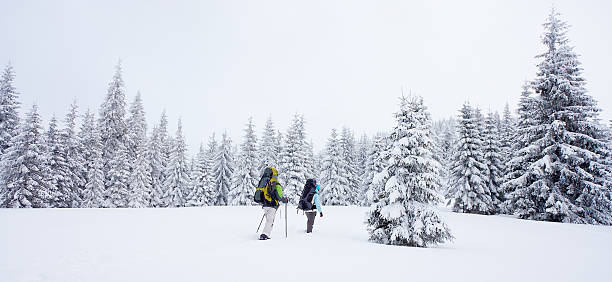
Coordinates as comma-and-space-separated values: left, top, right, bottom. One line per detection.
256, 213, 265, 233
285, 199, 288, 238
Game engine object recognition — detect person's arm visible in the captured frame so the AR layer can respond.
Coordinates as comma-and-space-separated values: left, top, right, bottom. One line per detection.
276, 184, 288, 203
314, 192, 323, 214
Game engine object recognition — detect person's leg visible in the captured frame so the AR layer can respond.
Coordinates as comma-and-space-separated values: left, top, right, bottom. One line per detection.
262, 207, 277, 237
306, 211, 316, 233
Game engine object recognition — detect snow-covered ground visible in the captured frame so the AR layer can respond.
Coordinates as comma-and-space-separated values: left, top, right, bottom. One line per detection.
1, 206, 611, 282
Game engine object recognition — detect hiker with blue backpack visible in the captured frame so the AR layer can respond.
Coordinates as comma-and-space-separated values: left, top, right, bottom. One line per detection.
298, 179, 323, 233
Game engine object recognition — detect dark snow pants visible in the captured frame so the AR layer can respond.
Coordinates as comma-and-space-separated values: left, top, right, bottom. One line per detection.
306, 210, 317, 233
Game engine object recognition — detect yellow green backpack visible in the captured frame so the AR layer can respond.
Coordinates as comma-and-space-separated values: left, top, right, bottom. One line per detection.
253, 167, 279, 205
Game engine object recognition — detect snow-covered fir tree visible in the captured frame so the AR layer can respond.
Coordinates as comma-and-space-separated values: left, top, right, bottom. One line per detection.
483, 111, 505, 211
504, 10, 612, 224
229, 118, 258, 205
162, 120, 191, 207
303, 140, 316, 180
258, 116, 278, 171
186, 143, 213, 206
212, 132, 234, 205
79, 110, 105, 208
99, 62, 130, 207
320, 129, 350, 205
362, 134, 387, 206
355, 134, 370, 178
0, 63, 20, 155
63, 101, 86, 207
148, 112, 172, 207
46, 116, 72, 208
127, 93, 152, 208
106, 140, 130, 208
280, 114, 308, 203
499, 103, 516, 163
366, 96, 452, 247
339, 127, 360, 204
203, 134, 219, 204
0, 105, 53, 208
501, 82, 540, 213
447, 103, 494, 214
432, 118, 456, 194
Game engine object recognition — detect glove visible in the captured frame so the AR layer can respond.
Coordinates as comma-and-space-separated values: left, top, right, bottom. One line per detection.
284, 197, 289, 203
320, 212, 323, 217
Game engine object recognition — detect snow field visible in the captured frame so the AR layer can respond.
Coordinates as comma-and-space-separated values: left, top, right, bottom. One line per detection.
1, 206, 611, 282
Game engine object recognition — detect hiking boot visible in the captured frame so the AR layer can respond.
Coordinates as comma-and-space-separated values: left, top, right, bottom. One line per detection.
259, 234, 270, 240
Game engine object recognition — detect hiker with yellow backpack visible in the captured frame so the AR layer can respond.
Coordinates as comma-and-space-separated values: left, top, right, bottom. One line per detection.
253, 167, 288, 240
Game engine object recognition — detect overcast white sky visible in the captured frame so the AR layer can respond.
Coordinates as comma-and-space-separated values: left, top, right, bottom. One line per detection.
2, 0, 611, 153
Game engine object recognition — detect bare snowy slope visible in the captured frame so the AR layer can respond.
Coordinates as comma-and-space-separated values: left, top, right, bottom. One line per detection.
1, 206, 611, 282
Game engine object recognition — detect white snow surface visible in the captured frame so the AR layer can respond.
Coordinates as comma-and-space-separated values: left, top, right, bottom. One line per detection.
1, 206, 611, 282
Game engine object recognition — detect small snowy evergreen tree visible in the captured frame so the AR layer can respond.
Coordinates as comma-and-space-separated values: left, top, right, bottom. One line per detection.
162, 120, 191, 207
447, 103, 494, 214
362, 134, 387, 206
499, 103, 516, 164
0, 105, 53, 208
483, 111, 505, 211
366, 96, 452, 247
99, 62, 130, 207
259, 116, 278, 171
0, 63, 20, 155
229, 118, 258, 205
46, 116, 72, 208
320, 129, 350, 205
127, 93, 152, 208
186, 143, 213, 206
280, 114, 308, 203
63, 101, 86, 207
339, 127, 360, 204
212, 132, 234, 206
79, 110, 105, 208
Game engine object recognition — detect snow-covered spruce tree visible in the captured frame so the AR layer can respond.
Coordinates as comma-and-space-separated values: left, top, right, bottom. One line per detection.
63, 101, 86, 207
355, 134, 370, 178
501, 83, 540, 214
0, 105, 53, 208
280, 114, 308, 203
212, 132, 234, 205
355, 133, 372, 205
162, 120, 191, 207
435, 118, 456, 195
447, 103, 494, 214
320, 129, 350, 205
362, 134, 387, 206
483, 111, 505, 211
106, 140, 130, 208
79, 110, 105, 208
99, 62, 130, 207
504, 10, 612, 224
366, 96, 452, 247
203, 134, 219, 205
303, 140, 316, 180
275, 130, 284, 162
46, 116, 72, 208
127, 93, 152, 208
259, 116, 278, 171
339, 127, 360, 204
229, 118, 259, 205
186, 143, 213, 206
499, 103, 516, 163
0, 63, 20, 155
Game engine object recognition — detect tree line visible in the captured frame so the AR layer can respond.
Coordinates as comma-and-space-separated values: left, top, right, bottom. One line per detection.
0, 10, 610, 232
